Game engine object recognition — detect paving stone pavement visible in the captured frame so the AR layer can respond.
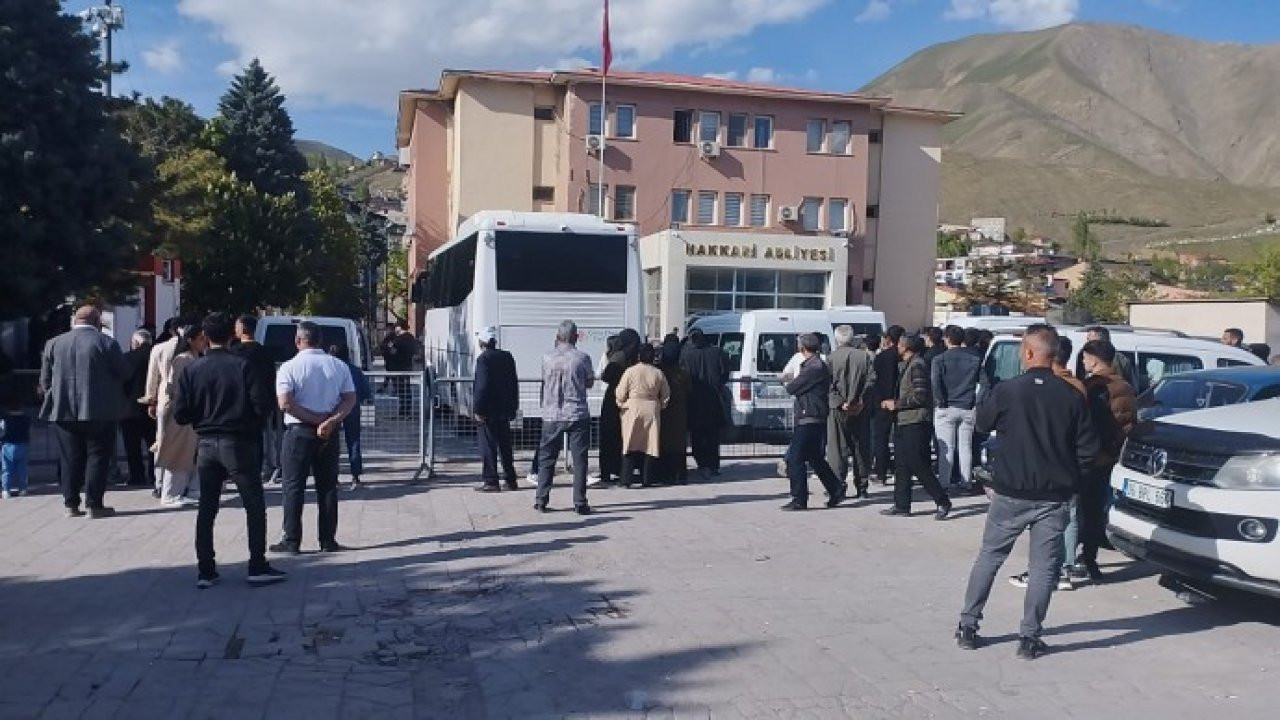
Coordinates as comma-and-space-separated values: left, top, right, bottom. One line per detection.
1, 458, 1278, 719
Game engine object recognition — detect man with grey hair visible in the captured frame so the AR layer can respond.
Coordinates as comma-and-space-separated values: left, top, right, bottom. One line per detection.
121, 328, 156, 487
826, 325, 875, 497
270, 321, 357, 554
534, 320, 597, 515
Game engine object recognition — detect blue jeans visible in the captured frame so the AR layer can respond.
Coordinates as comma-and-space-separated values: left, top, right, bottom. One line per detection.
785, 422, 843, 506
2, 442, 29, 493
342, 410, 363, 478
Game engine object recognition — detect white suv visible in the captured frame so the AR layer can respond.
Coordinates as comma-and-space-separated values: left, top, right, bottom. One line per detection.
1108, 398, 1280, 600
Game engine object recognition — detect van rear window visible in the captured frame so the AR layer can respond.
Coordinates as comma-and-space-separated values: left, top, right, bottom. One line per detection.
262, 324, 351, 365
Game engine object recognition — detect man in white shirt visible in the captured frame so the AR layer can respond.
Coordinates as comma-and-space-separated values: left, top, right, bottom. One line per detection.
270, 322, 357, 554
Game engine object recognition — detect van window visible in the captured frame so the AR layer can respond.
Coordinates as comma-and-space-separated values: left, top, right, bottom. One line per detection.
756, 333, 828, 373
1074, 350, 1138, 387
1137, 377, 1248, 421
719, 332, 744, 371
262, 324, 351, 365
1136, 352, 1201, 393
985, 341, 1023, 384
1218, 358, 1253, 368
830, 323, 883, 339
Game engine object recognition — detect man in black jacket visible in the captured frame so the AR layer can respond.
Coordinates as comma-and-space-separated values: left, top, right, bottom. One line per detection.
472, 326, 520, 492
869, 325, 905, 484
120, 329, 156, 487
233, 315, 282, 484
174, 313, 285, 589
781, 334, 845, 511
955, 325, 1097, 660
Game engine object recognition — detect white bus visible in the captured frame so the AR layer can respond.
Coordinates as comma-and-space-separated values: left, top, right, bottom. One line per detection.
420, 211, 644, 419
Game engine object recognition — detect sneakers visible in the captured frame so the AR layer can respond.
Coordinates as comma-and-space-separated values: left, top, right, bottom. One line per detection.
87, 506, 117, 519
586, 477, 613, 489
1057, 572, 1075, 591
1067, 563, 1091, 584
196, 572, 220, 589
880, 507, 910, 517
1016, 636, 1050, 660
346, 477, 362, 492
780, 501, 808, 511
269, 541, 301, 555
319, 542, 346, 553
574, 504, 592, 516
161, 496, 197, 508
65, 507, 86, 518
1008, 571, 1075, 591
247, 566, 288, 585
954, 624, 981, 650
934, 504, 952, 521
1008, 572, 1029, 588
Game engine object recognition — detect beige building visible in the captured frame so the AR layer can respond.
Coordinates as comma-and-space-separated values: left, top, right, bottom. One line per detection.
396, 69, 956, 329
1129, 299, 1280, 351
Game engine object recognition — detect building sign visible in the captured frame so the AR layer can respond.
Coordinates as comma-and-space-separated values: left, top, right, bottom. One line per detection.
683, 241, 836, 263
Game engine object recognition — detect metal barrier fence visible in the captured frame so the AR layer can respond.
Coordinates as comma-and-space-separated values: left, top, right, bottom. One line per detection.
425, 377, 796, 477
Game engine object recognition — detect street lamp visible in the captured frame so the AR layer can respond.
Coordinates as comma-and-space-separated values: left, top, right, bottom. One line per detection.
78, 1, 126, 97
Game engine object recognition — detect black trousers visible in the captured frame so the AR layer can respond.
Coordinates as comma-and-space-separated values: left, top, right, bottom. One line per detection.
599, 405, 623, 480
280, 424, 340, 547
660, 451, 688, 484
871, 408, 895, 478
54, 420, 116, 510
690, 423, 721, 471
785, 422, 844, 505
1078, 466, 1112, 564
120, 416, 156, 486
478, 416, 517, 486
892, 422, 950, 512
621, 451, 658, 487
195, 435, 267, 576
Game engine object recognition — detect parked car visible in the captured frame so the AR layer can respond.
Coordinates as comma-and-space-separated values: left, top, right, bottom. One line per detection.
1108, 398, 1280, 600
1136, 366, 1280, 422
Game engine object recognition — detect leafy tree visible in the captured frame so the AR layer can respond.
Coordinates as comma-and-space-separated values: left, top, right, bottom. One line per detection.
298, 171, 363, 317
382, 246, 411, 324
151, 149, 227, 258
1148, 254, 1181, 285
214, 59, 309, 201
1011, 226, 1028, 243
116, 96, 204, 163
181, 175, 308, 316
1072, 213, 1099, 261
1242, 247, 1280, 300
1065, 261, 1151, 323
0, 0, 151, 318
936, 231, 973, 258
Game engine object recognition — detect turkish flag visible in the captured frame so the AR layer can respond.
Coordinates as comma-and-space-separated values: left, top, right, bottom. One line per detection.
602, 0, 613, 75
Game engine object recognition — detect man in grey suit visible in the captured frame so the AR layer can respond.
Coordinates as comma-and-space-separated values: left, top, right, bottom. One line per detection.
826, 325, 876, 498
39, 306, 129, 518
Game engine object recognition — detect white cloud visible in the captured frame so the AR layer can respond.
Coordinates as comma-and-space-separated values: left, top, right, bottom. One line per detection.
177, 0, 829, 109
945, 0, 1077, 29
703, 71, 739, 80
142, 40, 183, 74
855, 0, 892, 23
746, 67, 780, 83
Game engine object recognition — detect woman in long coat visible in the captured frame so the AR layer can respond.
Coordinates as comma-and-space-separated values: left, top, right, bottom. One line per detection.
615, 343, 670, 488
153, 323, 205, 506
658, 336, 691, 484
599, 329, 641, 485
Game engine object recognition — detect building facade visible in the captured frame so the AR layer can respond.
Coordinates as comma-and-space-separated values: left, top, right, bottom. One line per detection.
396, 70, 954, 330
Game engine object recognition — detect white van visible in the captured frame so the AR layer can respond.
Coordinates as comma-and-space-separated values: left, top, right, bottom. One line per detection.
982, 325, 1263, 394
254, 316, 372, 370
688, 307, 886, 435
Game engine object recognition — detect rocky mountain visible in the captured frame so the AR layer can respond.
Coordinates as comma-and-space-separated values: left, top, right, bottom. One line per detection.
864, 23, 1280, 250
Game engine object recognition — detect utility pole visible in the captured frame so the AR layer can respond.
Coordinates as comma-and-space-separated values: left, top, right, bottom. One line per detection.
78, 0, 126, 96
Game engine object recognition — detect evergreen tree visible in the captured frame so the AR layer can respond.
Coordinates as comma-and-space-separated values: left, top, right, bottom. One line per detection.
213, 59, 309, 201
0, 0, 151, 318
116, 96, 204, 163
298, 171, 363, 317
1072, 212, 1099, 261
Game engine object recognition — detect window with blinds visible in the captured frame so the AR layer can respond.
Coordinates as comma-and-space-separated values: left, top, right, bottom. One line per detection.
749, 194, 769, 227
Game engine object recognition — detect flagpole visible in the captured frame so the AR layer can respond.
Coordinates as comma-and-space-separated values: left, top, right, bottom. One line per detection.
598, 70, 606, 219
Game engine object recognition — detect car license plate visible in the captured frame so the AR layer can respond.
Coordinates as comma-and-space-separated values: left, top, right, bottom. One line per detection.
1122, 479, 1172, 509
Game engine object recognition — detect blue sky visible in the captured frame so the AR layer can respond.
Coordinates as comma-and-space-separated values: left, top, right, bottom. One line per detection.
62, 0, 1279, 157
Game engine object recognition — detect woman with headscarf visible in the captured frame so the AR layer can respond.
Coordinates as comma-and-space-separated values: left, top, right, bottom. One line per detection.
153, 323, 206, 507
658, 337, 691, 484
615, 343, 670, 488
596, 329, 641, 487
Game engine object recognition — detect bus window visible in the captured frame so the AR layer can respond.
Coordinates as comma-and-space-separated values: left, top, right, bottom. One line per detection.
425, 234, 477, 307
495, 231, 627, 293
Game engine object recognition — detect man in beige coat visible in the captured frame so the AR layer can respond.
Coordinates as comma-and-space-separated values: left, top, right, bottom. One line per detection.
615, 344, 670, 488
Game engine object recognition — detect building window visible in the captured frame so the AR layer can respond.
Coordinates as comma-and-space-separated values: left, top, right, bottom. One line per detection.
533, 186, 555, 202
673, 109, 694, 143
749, 194, 769, 227
614, 185, 636, 220
161, 259, 176, 283
534, 106, 556, 121
697, 191, 718, 225
614, 104, 636, 139
727, 114, 748, 147
800, 197, 822, 231
828, 198, 848, 232
724, 192, 744, 226
588, 103, 604, 136
831, 121, 851, 155
671, 189, 691, 224
686, 268, 827, 314
699, 111, 720, 143
588, 183, 607, 216
866, 203, 880, 219
753, 116, 773, 149
806, 119, 826, 153
868, 129, 882, 144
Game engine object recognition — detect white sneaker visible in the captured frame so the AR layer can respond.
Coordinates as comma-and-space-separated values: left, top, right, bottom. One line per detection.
161, 496, 198, 508
587, 477, 612, 488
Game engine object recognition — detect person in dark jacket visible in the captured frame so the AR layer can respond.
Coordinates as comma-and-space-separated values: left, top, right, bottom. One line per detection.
381, 321, 419, 417
826, 325, 876, 497
233, 315, 282, 484
329, 345, 372, 491
781, 333, 845, 510
596, 330, 641, 487
881, 335, 951, 518
680, 328, 730, 479
658, 338, 691, 485
931, 326, 981, 492
1083, 326, 1134, 386
471, 326, 520, 492
955, 325, 1098, 660
869, 325, 905, 484
120, 329, 156, 487
172, 313, 285, 589
1077, 339, 1136, 580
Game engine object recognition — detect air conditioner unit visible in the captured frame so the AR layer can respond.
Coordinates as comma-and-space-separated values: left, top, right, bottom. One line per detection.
585, 134, 606, 154
777, 205, 798, 223
699, 140, 721, 158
